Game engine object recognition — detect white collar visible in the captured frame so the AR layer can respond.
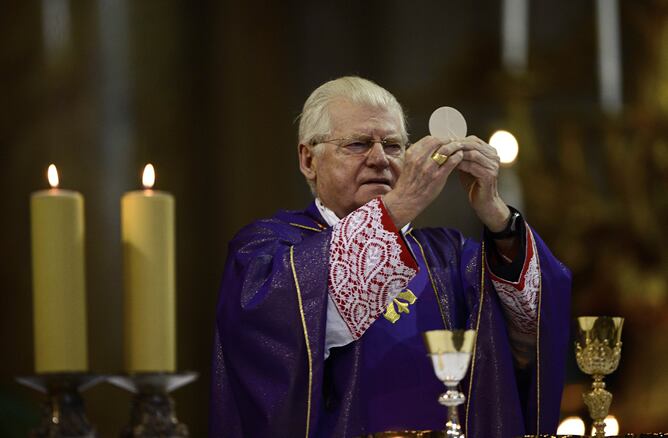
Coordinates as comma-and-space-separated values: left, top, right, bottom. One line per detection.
315, 198, 411, 234
315, 198, 341, 227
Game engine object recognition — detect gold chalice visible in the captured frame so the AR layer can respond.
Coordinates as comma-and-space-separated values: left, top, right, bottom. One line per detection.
574, 316, 623, 438
422, 330, 476, 438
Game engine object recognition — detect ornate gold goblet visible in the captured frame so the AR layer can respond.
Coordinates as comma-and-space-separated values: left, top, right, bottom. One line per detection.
422, 330, 476, 438
574, 316, 623, 438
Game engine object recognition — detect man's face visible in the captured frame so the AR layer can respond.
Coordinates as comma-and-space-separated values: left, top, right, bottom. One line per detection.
300, 99, 405, 218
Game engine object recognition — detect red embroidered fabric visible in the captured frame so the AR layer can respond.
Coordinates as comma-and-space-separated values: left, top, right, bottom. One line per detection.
489, 226, 540, 335
328, 198, 418, 339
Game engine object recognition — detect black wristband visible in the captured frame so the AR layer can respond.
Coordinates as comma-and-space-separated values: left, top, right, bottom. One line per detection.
484, 206, 522, 240
484, 206, 526, 281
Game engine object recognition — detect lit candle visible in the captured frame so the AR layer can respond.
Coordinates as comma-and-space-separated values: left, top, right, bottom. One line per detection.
121, 164, 175, 372
30, 164, 88, 373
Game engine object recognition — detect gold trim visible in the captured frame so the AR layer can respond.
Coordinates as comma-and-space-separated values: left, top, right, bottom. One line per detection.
465, 241, 486, 435
535, 267, 543, 433
290, 222, 323, 233
407, 232, 449, 330
289, 246, 312, 438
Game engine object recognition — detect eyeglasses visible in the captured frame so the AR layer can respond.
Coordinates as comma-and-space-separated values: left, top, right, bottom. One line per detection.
311, 136, 409, 157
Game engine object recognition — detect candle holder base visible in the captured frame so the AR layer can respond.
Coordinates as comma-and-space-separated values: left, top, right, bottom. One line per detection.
16, 372, 104, 438
108, 371, 197, 438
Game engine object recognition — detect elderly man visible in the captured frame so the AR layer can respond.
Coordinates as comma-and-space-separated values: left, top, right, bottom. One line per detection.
210, 76, 571, 438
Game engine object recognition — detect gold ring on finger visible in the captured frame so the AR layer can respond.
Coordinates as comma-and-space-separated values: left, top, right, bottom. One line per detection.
431, 151, 449, 166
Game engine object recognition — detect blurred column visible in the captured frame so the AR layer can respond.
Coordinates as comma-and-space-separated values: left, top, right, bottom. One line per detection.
499, 0, 529, 218
97, 0, 133, 190
502, 0, 529, 76
77, 0, 135, 434
596, 0, 623, 115
41, 0, 71, 66
93, 0, 133, 368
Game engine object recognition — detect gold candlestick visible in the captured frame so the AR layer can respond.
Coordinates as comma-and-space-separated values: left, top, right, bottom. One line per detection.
16, 372, 104, 437
574, 316, 623, 438
108, 371, 198, 437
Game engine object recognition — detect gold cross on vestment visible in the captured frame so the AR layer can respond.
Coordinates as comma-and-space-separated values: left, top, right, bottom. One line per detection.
383, 289, 418, 323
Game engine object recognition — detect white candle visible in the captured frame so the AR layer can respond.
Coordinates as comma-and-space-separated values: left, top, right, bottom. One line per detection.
121, 164, 176, 372
30, 164, 88, 373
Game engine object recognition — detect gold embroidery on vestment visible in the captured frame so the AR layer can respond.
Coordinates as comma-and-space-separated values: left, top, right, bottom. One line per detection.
535, 246, 543, 434
384, 303, 400, 323
465, 241, 485, 436
407, 232, 449, 330
383, 289, 418, 323
289, 222, 323, 233
289, 246, 312, 438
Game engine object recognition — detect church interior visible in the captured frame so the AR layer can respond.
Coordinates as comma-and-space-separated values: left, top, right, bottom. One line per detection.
1, 1, 667, 436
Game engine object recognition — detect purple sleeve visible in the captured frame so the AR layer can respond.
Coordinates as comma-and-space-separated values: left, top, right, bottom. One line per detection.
460, 226, 572, 436
209, 220, 330, 437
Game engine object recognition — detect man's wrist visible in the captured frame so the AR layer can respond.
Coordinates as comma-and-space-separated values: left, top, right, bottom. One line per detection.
480, 201, 512, 233
484, 205, 525, 277
485, 206, 522, 240
380, 193, 412, 229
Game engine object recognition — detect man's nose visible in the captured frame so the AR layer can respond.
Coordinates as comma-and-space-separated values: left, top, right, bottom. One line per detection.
366, 142, 390, 167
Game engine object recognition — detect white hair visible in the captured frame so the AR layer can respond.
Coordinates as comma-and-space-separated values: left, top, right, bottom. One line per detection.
298, 76, 408, 146
297, 77, 408, 194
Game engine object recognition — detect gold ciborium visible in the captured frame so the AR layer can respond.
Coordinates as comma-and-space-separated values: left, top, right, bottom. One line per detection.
422, 330, 476, 438
574, 316, 623, 438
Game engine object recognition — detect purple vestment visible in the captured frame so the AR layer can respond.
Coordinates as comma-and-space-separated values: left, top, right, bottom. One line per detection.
210, 201, 572, 437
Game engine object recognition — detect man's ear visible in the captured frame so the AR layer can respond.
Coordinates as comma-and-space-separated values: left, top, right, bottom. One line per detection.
298, 143, 317, 182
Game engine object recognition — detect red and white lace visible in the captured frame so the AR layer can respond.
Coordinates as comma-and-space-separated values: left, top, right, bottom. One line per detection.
320, 197, 540, 351
327, 198, 418, 339
489, 226, 540, 336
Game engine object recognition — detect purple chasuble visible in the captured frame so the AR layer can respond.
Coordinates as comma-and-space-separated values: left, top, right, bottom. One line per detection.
210, 201, 572, 438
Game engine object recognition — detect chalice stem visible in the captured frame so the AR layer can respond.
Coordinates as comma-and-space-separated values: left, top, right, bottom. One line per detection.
441, 385, 464, 438
575, 316, 623, 438
593, 419, 606, 438
583, 375, 612, 438
446, 406, 463, 437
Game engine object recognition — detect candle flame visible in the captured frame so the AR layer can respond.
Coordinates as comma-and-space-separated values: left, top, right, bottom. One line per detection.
47, 164, 59, 188
142, 163, 155, 189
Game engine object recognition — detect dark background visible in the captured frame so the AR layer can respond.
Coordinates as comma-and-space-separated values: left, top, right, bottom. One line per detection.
2, 1, 667, 436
